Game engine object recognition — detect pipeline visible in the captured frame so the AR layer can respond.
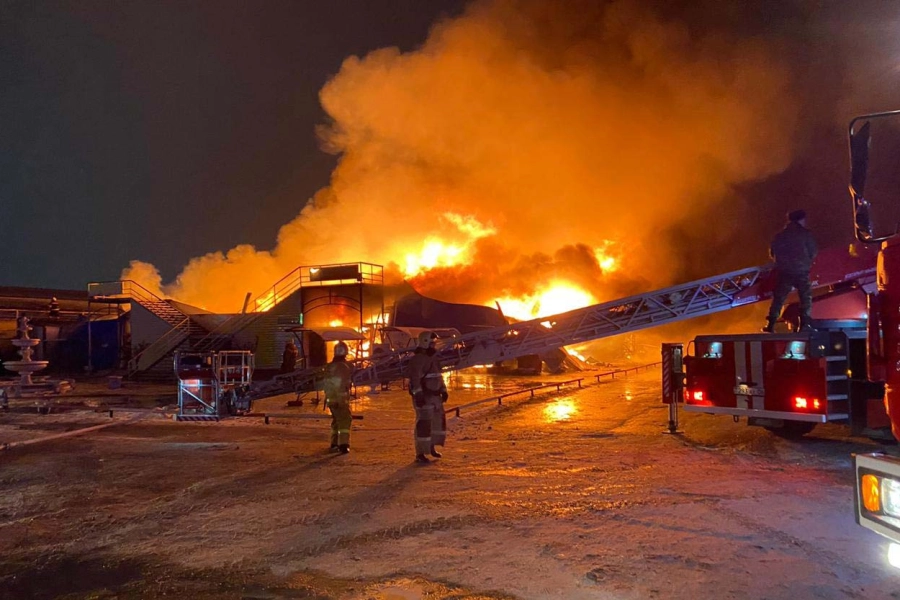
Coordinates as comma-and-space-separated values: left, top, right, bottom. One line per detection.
0, 416, 142, 451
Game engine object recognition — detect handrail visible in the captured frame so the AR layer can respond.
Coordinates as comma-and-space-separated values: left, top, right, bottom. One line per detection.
127, 317, 191, 375
446, 378, 584, 417
189, 266, 306, 349
248, 267, 303, 313
593, 361, 661, 382
247, 262, 384, 313
87, 280, 165, 305
444, 362, 661, 417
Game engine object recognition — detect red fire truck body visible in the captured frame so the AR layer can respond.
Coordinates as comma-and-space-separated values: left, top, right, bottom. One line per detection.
856, 236, 900, 551
686, 333, 841, 422
681, 323, 893, 437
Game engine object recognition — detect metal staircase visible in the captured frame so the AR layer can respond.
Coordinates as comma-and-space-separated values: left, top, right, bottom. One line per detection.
88, 281, 186, 326
246, 250, 877, 401
88, 280, 197, 378
189, 265, 306, 353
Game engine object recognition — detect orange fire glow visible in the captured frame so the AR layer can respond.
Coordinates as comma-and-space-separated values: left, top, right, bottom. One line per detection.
403, 212, 496, 278
594, 240, 619, 273
404, 239, 466, 277
254, 291, 277, 312
494, 282, 596, 321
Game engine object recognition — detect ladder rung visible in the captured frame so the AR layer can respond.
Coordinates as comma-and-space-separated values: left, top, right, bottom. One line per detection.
826, 356, 847, 362
826, 375, 848, 381
827, 394, 848, 401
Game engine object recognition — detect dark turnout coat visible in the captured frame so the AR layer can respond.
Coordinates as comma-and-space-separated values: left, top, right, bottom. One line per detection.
770, 221, 817, 274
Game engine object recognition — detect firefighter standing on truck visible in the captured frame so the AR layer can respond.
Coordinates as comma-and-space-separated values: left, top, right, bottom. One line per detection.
323, 341, 353, 454
763, 209, 818, 333
407, 331, 448, 463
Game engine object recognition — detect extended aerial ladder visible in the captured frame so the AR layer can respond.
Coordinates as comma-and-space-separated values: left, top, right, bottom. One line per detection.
245, 245, 876, 401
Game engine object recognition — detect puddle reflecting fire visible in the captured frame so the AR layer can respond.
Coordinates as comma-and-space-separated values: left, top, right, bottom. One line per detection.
543, 398, 577, 422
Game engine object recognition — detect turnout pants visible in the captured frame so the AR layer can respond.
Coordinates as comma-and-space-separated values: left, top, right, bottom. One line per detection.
328, 398, 352, 447
767, 270, 813, 324
413, 392, 447, 455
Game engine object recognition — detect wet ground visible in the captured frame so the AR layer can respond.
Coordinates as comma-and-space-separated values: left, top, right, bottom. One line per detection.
1, 369, 899, 599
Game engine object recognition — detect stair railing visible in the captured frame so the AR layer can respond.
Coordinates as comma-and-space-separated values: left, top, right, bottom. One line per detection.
127, 317, 191, 376
89, 280, 166, 304
190, 267, 305, 350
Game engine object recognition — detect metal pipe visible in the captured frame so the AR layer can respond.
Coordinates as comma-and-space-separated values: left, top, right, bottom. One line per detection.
263, 413, 364, 424
0, 417, 139, 451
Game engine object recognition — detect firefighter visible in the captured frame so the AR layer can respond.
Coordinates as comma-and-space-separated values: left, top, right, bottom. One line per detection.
323, 341, 354, 454
407, 331, 448, 463
763, 209, 818, 333
280, 340, 299, 373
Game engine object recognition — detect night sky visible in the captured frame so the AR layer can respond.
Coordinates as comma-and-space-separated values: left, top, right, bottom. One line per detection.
1, 0, 467, 289
2, 1, 899, 292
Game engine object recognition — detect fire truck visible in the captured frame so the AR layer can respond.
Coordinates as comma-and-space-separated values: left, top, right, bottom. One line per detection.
668, 247, 885, 439
659, 109, 900, 558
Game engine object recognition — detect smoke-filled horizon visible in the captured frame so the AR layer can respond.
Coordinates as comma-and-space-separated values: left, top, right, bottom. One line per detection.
125, 0, 803, 313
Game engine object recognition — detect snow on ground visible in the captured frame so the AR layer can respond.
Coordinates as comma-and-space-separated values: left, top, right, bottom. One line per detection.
0, 369, 898, 599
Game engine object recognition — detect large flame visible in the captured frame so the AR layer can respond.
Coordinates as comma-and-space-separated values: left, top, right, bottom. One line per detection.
494, 281, 596, 321
404, 212, 496, 277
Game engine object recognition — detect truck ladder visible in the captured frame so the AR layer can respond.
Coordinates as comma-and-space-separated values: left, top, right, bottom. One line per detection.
248, 247, 876, 400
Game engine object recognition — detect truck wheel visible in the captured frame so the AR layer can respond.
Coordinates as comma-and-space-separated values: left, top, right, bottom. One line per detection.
767, 421, 816, 438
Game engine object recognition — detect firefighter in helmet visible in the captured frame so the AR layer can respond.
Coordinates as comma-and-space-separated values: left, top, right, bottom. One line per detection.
323, 341, 354, 454
407, 331, 448, 463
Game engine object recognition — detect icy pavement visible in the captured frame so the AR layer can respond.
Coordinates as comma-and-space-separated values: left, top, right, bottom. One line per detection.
1, 369, 898, 599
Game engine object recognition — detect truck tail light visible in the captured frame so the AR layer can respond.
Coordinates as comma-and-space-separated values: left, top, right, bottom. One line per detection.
793, 396, 822, 411
692, 390, 704, 402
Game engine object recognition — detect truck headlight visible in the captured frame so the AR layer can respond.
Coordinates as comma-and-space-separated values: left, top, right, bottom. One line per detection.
855, 453, 900, 543
883, 478, 900, 517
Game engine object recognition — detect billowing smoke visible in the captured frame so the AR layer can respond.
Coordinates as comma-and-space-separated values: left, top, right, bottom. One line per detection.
124, 0, 799, 313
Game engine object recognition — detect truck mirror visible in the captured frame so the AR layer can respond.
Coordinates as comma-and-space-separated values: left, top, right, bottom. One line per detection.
850, 120, 870, 198
850, 120, 873, 242
848, 111, 900, 243
855, 201, 873, 240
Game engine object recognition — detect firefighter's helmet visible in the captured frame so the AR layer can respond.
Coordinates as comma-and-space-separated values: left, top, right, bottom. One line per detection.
417, 331, 437, 349
334, 341, 349, 358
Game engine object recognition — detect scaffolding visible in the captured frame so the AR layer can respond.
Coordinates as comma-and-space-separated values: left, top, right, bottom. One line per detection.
174, 350, 255, 421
